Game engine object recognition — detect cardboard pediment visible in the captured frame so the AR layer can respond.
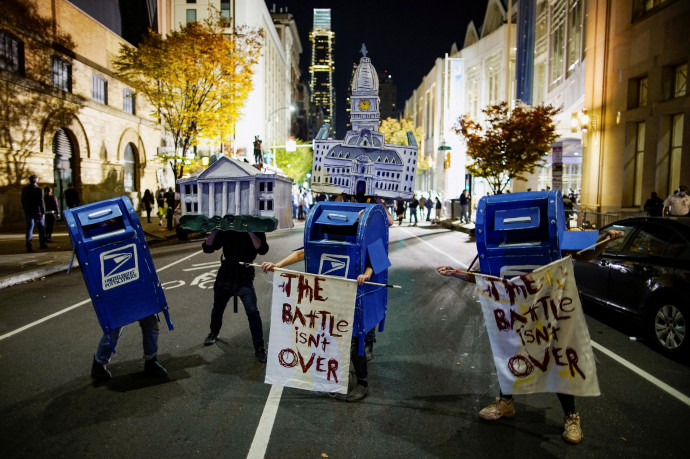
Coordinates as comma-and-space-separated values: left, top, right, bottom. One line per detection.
198, 156, 259, 180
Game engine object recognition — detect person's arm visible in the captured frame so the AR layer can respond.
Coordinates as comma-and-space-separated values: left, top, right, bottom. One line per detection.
248, 232, 269, 255
374, 196, 395, 226
436, 265, 476, 283
261, 248, 305, 272
357, 265, 374, 285
202, 229, 222, 253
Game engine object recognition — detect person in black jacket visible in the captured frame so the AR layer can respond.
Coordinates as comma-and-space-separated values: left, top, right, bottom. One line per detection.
20, 175, 46, 252
43, 186, 60, 242
202, 229, 270, 362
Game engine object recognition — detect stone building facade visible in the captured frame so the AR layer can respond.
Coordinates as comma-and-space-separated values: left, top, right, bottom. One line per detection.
0, 0, 165, 231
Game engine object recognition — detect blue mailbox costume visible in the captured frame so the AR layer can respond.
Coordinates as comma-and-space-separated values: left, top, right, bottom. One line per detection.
63, 196, 173, 347
475, 190, 597, 277
303, 201, 391, 354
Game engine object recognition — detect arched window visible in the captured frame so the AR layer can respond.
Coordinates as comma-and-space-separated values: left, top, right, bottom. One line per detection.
124, 143, 137, 192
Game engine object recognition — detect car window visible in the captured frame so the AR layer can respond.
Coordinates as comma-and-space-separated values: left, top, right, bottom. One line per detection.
601, 223, 636, 253
623, 223, 676, 256
664, 234, 688, 258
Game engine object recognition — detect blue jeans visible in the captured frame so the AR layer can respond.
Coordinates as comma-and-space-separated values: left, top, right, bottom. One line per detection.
25, 212, 46, 248
211, 284, 264, 349
95, 314, 159, 364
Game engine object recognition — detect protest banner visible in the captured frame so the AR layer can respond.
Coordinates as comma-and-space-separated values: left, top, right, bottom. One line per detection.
475, 256, 600, 396
265, 270, 357, 394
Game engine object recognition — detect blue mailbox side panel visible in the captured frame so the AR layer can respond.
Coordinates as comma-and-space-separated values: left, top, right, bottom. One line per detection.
63, 196, 172, 337
304, 202, 390, 343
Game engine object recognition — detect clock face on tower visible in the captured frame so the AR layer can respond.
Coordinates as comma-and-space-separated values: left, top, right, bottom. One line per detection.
358, 99, 371, 111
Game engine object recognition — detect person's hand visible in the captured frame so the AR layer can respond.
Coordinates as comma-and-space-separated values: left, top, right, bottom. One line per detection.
357, 272, 371, 285
262, 262, 276, 273
605, 229, 624, 241
205, 229, 220, 245
437, 266, 455, 276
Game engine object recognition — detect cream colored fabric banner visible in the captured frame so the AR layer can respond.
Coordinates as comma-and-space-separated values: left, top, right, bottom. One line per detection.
476, 257, 600, 396
265, 270, 357, 394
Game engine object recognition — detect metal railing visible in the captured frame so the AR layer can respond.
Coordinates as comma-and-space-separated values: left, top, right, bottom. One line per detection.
570, 208, 649, 229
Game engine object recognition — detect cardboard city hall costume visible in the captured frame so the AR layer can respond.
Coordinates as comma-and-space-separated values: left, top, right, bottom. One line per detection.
177, 156, 293, 231
310, 44, 419, 201
63, 196, 173, 349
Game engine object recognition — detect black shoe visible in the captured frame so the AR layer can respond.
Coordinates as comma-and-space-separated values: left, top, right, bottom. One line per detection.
144, 357, 168, 378
255, 347, 267, 363
204, 333, 218, 346
45, 238, 54, 243
39, 244, 48, 249
26, 246, 34, 253
91, 358, 112, 380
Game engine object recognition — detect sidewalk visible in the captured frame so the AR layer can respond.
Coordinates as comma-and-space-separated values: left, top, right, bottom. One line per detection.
0, 215, 177, 289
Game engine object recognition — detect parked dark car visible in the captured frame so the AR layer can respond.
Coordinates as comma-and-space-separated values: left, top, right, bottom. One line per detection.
573, 217, 689, 356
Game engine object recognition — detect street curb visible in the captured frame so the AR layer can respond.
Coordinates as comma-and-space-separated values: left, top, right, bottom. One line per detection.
0, 259, 79, 289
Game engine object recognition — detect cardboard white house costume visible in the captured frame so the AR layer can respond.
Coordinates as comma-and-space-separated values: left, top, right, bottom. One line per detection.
311, 46, 418, 200
177, 156, 294, 229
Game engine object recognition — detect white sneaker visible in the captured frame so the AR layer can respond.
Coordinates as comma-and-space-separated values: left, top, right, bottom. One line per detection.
478, 397, 516, 420
563, 413, 583, 444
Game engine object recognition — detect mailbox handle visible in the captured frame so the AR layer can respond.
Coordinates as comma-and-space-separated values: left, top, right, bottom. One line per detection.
327, 213, 349, 221
88, 208, 113, 219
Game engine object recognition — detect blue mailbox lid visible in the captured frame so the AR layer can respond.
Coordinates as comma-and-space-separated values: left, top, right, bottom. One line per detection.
77, 203, 123, 226
494, 207, 541, 231
314, 209, 362, 226
367, 238, 391, 275
560, 230, 598, 251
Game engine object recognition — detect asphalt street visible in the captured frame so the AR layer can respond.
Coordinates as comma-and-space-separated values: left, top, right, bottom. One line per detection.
0, 223, 688, 458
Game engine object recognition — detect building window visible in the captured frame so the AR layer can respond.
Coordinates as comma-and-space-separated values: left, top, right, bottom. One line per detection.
124, 143, 137, 192
51, 56, 72, 92
669, 113, 684, 194
259, 181, 265, 192
267, 182, 273, 192
0, 30, 24, 74
624, 122, 645, 207
549, 0, 566, 88
267, 200, 273, 211
487, 54, 501, 105
628, 76, 648, 109
566, 0, 584, 77
92, 74, 108, 105
221, 1, 231, 21
123, 88, 135, 114
673, 63, 687, 98
632, 0, 670, 22
186, 9, 197, 23
259, 200, 265, 211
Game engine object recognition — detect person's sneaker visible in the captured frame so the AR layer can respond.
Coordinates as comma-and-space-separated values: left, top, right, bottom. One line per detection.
255, 347, 268, 363
345, 384, 369, 402
26, 246, 34, 253
478, 397, 516, 420
563, 413, 583, 444
364, 342, 374, 362
91, 358, 112, 380
144, 357, 168, 378
204, 333, 218, 346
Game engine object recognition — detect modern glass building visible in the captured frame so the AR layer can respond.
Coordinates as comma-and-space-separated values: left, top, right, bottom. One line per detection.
309, 8, 335, 133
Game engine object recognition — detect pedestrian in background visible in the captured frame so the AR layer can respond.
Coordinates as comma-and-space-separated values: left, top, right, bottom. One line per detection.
643, 191, 664, 217
408, 194, 419, 226
395, 200, 406, 225
459, 190, 470, 223
156, 188, 166, 226
142, 189, 155, 223
424, 194, 433, 221
165, 187, 175, 230
434, 197, 442, 223
44, 186, 59, 242
20, 175, 47, 253
663, 185, 690, 217
65, 183, 79, 208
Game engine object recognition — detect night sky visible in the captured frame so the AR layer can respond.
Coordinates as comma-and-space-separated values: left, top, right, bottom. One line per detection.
266, 0, 490, 136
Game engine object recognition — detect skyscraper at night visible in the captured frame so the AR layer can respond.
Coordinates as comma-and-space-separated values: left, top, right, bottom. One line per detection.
309, 8, 335, 135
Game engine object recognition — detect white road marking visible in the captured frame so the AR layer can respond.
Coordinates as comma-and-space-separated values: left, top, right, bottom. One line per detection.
0, 251, 202, 342
247, 385, 284, 459
591, 340, 690, 407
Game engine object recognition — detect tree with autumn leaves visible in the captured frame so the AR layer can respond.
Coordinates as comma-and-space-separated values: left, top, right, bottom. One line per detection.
454, 102, 561, 194
114, 11, 263, 181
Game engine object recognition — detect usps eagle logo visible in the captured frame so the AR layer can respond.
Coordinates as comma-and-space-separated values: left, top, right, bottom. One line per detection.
101, 244, 139, 290
318, 254, 350, 277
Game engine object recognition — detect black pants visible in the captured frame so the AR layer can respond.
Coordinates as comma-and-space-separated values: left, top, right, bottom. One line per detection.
350, 338, 368, 387
211, 282, 264, 350
500, 391, 575, 415
45, 213, 56, 238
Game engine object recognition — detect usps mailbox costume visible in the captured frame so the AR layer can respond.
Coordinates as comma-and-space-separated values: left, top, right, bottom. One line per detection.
62, 196, 173, 380
437, 190, 624, 444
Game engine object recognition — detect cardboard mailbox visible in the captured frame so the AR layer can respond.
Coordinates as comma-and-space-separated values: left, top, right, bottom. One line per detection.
304, 201, 391, 353
475, 190, 597, 277
63, 196, 173, 342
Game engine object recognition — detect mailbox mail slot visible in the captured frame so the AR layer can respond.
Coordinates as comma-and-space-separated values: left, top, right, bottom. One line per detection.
63, 196, 173, 346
